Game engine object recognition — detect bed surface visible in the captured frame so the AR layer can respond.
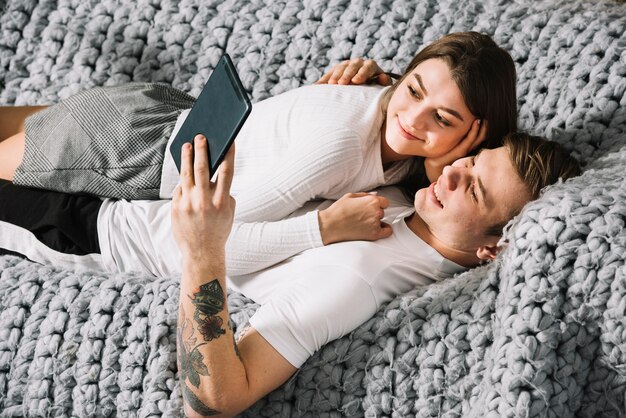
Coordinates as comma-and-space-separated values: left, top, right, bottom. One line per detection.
1, 0, 625, 416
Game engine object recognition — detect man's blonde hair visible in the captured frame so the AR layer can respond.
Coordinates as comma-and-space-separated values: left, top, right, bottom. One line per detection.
505, 132, 581, 200
486, 132, 581, 236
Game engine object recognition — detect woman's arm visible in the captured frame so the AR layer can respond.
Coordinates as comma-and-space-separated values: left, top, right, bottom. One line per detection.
226, 192, 391, 276
225, 212, 322, 276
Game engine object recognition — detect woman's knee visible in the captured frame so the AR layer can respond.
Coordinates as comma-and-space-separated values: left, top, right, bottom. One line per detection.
0, 131, 26, 181
0, 105, 48, 140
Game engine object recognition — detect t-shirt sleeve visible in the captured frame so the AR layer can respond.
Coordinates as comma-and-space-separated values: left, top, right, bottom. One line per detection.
248, 265, 377, 368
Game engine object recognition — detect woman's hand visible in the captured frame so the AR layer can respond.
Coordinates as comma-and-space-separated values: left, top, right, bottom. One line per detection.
316, 58, 392, 86
172, 135, 236, 263
318, 192, 392, 245
424, 119, 488, 183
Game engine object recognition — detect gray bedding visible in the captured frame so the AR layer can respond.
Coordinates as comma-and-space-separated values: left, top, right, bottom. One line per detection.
1, 0, 625, 416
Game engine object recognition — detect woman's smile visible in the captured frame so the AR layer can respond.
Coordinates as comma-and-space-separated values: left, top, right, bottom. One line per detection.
396, 116, 422, 141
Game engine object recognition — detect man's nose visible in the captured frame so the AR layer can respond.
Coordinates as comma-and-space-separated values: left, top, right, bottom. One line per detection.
441, 165, 463, 191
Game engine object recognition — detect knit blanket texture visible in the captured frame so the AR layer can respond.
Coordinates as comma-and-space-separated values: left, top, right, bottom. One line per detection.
1, 0, 625, 416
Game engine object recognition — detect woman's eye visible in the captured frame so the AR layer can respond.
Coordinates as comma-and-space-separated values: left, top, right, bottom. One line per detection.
436, 113, 451, 127
408, 86, 421, 99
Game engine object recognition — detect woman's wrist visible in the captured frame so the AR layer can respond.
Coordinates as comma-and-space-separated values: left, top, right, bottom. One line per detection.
318, 209, 335, 245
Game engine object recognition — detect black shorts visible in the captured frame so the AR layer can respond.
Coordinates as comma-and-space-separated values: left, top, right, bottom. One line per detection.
0, 179, 102, 256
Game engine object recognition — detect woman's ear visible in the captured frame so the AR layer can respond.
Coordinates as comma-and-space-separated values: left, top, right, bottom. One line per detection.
476, 244, 502, 261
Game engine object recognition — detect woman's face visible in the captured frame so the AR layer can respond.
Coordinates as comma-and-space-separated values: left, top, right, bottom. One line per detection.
382, 58, 476, 162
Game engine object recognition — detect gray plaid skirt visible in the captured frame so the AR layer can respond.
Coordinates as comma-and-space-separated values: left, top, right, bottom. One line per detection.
13, 83, 195, 200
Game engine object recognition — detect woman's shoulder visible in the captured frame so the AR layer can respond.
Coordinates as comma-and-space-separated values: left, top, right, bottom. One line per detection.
257, 83, 387, 116
242, 84, 387, 165
279, 84, 387, 138
291, 83, 387, 105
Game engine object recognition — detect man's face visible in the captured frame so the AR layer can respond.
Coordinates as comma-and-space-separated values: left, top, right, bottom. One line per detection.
412, 146, 532, 255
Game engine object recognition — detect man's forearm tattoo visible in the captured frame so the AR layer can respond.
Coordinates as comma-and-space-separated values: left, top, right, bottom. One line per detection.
178, 309, 220, 414
178, 309, 209, 388
189, 279, 226, 341
177, 279, 229, 415
181, 380, 220, 416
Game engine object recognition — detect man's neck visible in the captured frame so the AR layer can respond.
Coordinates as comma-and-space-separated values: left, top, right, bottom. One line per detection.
404, 212, 480, 268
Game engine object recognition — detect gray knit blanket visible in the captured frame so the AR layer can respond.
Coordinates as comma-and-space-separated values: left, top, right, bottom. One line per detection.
1, 0, 625, 416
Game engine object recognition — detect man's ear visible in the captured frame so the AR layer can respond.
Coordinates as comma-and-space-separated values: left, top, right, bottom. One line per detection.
476, 244, 503, 261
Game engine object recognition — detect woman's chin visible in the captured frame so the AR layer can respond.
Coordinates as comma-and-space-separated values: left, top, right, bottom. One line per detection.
393, 144, 428, 160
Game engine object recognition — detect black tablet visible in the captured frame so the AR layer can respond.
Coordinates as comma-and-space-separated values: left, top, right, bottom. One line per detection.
170, 54, 251, 175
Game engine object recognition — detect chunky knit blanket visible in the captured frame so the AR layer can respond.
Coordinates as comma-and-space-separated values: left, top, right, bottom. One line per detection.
1, 0, 625, 416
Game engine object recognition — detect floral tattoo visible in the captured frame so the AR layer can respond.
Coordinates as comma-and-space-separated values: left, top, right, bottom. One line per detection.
178, 307, 221, 415
189, 280, 226, 341
178, 309, 209, 388
177, 279, 228, 415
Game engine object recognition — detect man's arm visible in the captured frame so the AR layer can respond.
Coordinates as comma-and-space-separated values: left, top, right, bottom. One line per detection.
315, 58, 394, 85
172, 135, 296, 417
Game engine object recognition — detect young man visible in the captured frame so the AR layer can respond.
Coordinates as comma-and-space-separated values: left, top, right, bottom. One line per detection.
171, 132, 578, 416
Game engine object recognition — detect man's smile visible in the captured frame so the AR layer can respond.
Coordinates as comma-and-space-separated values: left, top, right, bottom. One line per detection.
430, 182, 444, 208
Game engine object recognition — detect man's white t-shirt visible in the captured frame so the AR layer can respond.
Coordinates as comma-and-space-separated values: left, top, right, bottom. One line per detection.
98, 186, 465, 368
229, 187, 465, 368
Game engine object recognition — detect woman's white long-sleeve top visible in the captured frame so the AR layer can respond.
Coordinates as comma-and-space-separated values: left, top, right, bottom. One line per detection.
98, 84, 410, 277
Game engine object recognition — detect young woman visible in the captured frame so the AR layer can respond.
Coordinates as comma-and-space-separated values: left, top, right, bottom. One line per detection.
0, 32, 517, 275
